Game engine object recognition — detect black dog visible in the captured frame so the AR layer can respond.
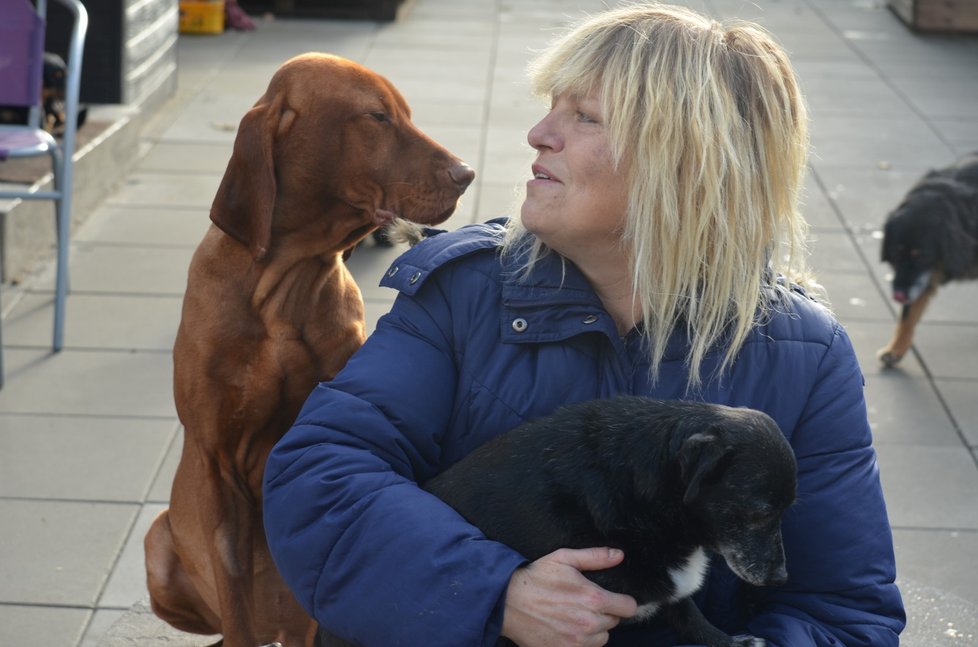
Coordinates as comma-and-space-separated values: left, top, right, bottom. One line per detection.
0, 52, 87, 135
314, 397, 796, 647
878, 152, 978, 366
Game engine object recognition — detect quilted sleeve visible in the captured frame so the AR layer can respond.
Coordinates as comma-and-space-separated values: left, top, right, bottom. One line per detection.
262, 265, 525, 646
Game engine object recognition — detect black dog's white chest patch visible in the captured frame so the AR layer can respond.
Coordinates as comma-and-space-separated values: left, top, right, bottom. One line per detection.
632, 547, 709, 622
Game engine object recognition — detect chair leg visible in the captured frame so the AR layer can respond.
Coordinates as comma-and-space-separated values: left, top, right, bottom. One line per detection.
1, 288, 5, 390
52, 148, 68, 353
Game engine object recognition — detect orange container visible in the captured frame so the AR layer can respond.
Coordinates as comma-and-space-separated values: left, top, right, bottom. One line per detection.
179, 0, 225, 34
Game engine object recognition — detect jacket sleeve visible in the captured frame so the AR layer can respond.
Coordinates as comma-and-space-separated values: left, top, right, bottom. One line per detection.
262, 266, 526, 646
745, 323, 906, 646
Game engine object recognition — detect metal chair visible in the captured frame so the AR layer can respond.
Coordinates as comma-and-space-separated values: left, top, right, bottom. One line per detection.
0, 0, 88, 388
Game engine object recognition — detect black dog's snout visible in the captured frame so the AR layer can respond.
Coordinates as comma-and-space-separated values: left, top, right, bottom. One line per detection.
767, 562, 788, 587
449, 162, 476, 190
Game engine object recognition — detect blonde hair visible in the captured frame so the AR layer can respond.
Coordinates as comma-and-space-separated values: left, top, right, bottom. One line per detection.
503, 2, 817, 389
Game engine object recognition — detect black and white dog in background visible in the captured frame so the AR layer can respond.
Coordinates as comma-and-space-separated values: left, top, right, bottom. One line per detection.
878, 152, 978, 366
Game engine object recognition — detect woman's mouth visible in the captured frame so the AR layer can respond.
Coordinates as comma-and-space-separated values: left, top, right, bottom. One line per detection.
531, 164, 558, 182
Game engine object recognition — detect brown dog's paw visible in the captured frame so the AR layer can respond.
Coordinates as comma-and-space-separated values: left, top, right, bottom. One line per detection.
877, 347, 903, 367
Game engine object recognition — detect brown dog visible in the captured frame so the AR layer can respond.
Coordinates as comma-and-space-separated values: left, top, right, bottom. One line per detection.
144, 53, 474, 647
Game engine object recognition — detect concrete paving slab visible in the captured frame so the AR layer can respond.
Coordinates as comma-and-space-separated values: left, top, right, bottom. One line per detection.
885, 73, 978, 121
0, 348, 176, 418
0, 499, 138, 606
147, 430, 182, 503
73, 204, 210, 248
852, 35, 978, 71
848, 322, 929, 377
877, 444, 978, 529
912, 325, 978, 380
818, 269, 895, 323
865, 373, 964, 446
894, 529, 978, 605
801, 76, 919, 120
802, 174, 848, 231
0, 414, 177, 502
935, 379, 978, 448
137, 142, 233, 174
2, 293, 182, 351
898, 577, 978, 646
810, 115, 955, 171
81, 610, 126, 647
40, 243, 195, 296
105, 172, 222, 210
0, 605, 91, 647
93, 598, 219, 646
100, 504, 167, 609
809, 229, 875, 274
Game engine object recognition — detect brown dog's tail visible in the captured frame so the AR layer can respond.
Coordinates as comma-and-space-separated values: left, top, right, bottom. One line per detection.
385, 218, 434, 247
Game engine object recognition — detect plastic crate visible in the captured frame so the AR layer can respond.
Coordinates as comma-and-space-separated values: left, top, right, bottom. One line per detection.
179, 0, 225, 34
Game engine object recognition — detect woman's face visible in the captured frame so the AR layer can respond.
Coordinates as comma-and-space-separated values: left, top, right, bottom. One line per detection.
521, 92, 629, 265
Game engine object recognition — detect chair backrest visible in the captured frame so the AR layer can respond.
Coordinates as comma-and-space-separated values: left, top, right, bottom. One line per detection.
0, 0, 47, 115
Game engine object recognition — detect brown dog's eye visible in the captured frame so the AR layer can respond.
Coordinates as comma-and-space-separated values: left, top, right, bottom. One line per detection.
369, 112, 390, 123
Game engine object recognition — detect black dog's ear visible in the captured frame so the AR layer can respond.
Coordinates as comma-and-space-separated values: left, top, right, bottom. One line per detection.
678, 432, 732, 505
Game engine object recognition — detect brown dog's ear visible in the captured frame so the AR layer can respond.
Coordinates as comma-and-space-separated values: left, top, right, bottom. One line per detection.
210, 93, 286, 261
678, 432, 732, 505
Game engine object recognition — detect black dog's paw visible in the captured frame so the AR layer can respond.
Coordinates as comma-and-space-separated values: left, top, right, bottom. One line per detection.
877, 348, 902, 367
730, 635, 766, 647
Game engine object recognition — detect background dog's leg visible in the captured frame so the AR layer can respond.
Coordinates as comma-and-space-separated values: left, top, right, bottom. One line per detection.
878, 284, 937, 366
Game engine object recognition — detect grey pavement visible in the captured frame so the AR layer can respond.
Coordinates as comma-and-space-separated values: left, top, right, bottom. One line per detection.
1, 0, 977, 645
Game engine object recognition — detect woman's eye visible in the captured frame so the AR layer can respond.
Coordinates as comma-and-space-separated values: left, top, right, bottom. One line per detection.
576, 110, 598, 124
369, 112, 390, 123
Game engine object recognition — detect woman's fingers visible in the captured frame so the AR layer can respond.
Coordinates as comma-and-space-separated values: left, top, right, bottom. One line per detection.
546, 547, 638, 618
500, 547, 638, 647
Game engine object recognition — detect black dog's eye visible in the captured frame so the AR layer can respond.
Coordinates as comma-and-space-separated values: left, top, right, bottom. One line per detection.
369, 112, 390, 123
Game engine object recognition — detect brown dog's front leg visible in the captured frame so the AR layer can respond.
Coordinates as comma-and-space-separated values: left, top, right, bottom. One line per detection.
878, 285, 936, 367
207, 474, 261, 647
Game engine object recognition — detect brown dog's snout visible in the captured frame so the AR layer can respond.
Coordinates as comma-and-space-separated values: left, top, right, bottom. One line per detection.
449, 162, 476, 191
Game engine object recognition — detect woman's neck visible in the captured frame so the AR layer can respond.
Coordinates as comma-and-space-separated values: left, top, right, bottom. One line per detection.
573, 254, 640, 337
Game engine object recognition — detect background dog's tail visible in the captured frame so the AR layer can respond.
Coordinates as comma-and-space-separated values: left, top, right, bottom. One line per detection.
385, 218, 433, 247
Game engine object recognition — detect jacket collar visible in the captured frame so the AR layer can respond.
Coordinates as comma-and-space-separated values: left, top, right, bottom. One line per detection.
498, 244, 622, 345
379, 218, 623, 345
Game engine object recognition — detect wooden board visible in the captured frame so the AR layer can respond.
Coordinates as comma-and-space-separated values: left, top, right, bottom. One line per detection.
888, 0, 978, 32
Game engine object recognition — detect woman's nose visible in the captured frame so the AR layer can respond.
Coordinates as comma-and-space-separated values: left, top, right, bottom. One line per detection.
527, 112, 559, 151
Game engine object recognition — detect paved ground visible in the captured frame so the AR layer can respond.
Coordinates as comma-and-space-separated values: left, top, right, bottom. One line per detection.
1, 0, 977, 645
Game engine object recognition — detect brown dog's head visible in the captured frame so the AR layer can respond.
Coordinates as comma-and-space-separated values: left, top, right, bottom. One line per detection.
211, 53, 475, 260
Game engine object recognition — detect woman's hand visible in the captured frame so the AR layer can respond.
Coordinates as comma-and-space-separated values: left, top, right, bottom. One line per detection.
500, 547, 638, 647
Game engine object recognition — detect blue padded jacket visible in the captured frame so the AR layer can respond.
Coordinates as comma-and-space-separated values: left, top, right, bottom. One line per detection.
264, 219, 905, 646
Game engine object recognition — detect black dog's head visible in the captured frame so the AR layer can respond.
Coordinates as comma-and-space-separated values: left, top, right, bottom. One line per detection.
676, 407, 797, 587
881, 190, 947, 304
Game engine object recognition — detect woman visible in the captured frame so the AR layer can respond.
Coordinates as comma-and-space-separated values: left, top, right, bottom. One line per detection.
263, 4, 905, 646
